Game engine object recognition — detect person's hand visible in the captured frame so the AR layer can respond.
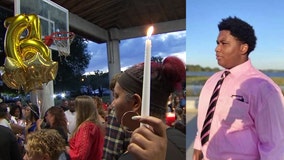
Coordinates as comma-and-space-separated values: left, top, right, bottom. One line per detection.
127, 116, 167, 160
193, 149, 203, 160
10, 123, 25, 134
25, 121, 32, 131
36, 119, 44, 130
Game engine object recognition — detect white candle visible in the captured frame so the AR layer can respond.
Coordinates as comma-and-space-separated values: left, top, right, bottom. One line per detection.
141, 26, 154, 119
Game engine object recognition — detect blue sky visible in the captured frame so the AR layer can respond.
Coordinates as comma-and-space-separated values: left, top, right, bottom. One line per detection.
86, 30, 186, 73
187, 0, 284, 70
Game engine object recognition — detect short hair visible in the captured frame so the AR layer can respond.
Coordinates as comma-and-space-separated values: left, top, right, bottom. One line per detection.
0, 102, 8, 118
25, 129, 65, 159
218, 16, 257, 54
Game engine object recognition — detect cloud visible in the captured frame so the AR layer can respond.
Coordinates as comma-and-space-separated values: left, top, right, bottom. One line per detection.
169, 52, 186, 64
86, 43, 107, 72
156, 31, 186, 42
86, 30, 186, 73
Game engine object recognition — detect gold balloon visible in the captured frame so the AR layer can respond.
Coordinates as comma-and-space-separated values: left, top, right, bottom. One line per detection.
4, 14, 29, 67
24, 53, 58, 83
2, 57, 26, 89
1, 14, 58, 93
20, 38, 51, 61
22, 80, 43, 93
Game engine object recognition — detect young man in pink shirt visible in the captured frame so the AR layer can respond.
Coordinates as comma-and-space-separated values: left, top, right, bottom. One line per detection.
193, 16, 284, 160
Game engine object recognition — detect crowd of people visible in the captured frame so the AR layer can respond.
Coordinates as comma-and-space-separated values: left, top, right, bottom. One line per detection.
0, 56, 186, 160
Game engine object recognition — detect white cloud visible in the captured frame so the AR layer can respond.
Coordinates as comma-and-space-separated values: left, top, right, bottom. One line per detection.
121, 65, 132, 72
169, 52, 186, 64
85, 30, 185, 74
155, 52, 168, 57
156, 31, 186, 41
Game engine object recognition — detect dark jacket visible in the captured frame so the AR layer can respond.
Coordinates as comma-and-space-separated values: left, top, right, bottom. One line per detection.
0, 125, 22, 160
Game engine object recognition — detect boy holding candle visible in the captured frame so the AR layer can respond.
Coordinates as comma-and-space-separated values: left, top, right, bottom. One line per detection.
111, 56, 186, 160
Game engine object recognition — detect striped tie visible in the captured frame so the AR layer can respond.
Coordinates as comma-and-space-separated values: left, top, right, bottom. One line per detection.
200, 71, 230, 146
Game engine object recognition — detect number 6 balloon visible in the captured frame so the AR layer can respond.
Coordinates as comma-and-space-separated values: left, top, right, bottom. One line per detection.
1, 14, 58, 93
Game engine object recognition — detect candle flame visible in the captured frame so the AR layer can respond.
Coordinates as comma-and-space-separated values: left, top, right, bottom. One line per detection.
147, 26, 154, 38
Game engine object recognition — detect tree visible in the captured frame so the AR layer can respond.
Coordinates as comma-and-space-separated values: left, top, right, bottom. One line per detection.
53, 35, 91, 93
0, 7, 13, 66
0, 8, 18, 94
151, 56, 163, 63
187, 64, 220, 72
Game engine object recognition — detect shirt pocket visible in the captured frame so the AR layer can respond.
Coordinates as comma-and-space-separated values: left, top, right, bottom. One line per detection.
221, 99, 252, 132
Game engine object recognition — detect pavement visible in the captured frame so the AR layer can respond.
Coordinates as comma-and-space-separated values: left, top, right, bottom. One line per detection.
185, 96, 199, 159
186, 109, 198, 160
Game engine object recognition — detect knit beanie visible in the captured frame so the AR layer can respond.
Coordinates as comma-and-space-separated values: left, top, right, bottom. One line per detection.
117, 56, 185, 117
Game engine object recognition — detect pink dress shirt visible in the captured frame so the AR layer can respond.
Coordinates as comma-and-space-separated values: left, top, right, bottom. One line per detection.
193, 60, 284, 159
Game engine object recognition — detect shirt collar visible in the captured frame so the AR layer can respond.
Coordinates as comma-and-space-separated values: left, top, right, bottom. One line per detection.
227, 59, 252, 78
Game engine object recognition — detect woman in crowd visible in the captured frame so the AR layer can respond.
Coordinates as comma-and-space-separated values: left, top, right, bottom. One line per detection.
168, 95, 181, 112
9, 103, 25, 126
111, 56, 186, 160
67, 95, 105, 160
38, 106, 69, 145
23, 129, 66, 160
24, 104, 40, 134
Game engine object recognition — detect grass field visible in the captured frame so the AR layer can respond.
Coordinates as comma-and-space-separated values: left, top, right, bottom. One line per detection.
187, 76, 284, 85
186, 76, 284, 96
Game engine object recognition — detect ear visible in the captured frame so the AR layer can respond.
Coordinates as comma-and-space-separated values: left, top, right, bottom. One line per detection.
240, 43, 249, 55
43, 153, 50, 160
132, 93, 142, 114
